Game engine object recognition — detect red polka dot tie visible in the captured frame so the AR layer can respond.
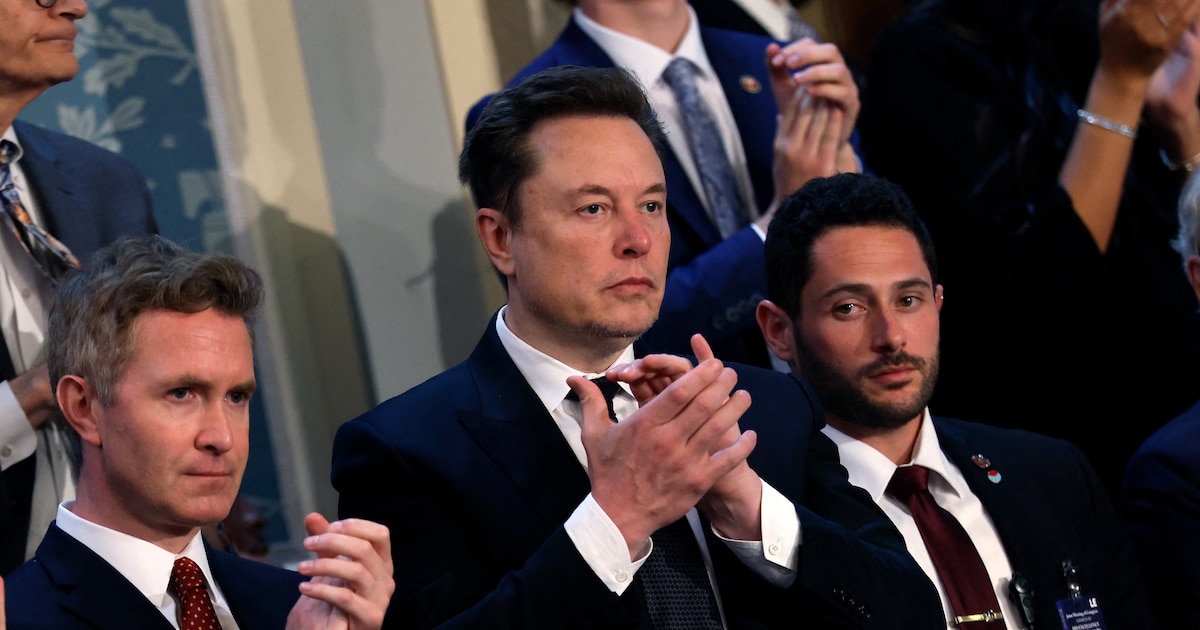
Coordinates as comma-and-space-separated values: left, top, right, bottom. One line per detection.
169, 556, 224, 630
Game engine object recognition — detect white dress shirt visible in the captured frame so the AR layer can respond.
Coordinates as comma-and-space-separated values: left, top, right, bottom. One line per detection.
495, 306, 800, 615
0, 125, 76, 561
821, 412, 1022, 629
56, 502, 242, 630
573, 7, 760, 224
728, 0, 793, 41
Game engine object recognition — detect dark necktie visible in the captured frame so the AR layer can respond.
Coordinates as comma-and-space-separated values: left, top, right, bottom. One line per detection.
0, 140, 80, 284
565, 376, 624, 422
661, 57, 747, 239
886, 465, 1006, 629
567, 376, 723, 629
169, 556, 224, 630
641, 516, 723, 630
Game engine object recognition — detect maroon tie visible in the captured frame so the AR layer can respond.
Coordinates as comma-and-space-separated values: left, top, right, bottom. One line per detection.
886, 465, 1006, 629
169, 556, 224, 630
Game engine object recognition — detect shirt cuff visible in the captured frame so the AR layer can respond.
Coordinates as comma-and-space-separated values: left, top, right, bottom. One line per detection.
0, 379, 35, 470
714, 479, 799, 586
564, 493, 650, 594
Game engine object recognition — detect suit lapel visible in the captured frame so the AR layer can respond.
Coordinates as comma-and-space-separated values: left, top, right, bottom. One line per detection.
458, 318, 593, 530
934, 420, 1043, 583
37, 524, 174, 630
12, 120, 100, 258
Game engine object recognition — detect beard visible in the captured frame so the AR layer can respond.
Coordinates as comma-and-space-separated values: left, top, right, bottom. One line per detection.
796, 340, 939, 432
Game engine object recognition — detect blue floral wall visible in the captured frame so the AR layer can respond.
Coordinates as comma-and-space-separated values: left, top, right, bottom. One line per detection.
17, 0, 287, 546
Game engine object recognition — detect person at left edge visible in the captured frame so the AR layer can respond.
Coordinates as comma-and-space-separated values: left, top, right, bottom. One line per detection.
0, 0, 158, 575
333, 64, 939, 629
5, 234, 394, 629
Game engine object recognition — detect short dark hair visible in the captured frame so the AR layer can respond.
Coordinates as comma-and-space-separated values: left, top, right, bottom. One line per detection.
48, 234, 264, 406
764, 172, 938, 318
459, 65, 667, 227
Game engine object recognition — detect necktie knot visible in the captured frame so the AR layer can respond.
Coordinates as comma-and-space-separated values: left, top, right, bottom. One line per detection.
0, 140, 15, 167
886, 464, 932, 503
169, 556, 223, 629
565, 376, 623, 422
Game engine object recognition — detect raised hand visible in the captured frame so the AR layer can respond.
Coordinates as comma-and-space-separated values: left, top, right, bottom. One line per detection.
572, 356, 754, 558
286, 513, 395, 630
606, 334, 717, 404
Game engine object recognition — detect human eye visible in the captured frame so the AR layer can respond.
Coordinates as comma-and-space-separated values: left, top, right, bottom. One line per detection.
580, 203, 604, 216
642, 200, 663, 214
227, 390, 252, 405
167, 387, 192, 401
833, 302, 862, 317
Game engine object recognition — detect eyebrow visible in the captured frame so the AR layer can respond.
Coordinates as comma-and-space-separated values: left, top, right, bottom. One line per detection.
576, 182, 667, 197
821, 278, 933, 300
169, 376, 258, 394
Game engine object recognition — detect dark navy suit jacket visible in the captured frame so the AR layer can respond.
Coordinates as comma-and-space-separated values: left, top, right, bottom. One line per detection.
929, 416, 1153, 629
466, 20, 782, 368
5, 523, 304, 629
331, 314, 942, 629
1120, 399, 1200, 629
0, 120, 157, 575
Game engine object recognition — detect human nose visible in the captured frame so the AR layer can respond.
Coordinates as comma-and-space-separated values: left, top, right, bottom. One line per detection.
869, 307, 906, 353
614, 206, 653, 258
49, 0, 87, 19
197, 403, 235, 454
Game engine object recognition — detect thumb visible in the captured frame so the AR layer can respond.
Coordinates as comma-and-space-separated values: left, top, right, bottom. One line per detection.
567, 376, 614, 451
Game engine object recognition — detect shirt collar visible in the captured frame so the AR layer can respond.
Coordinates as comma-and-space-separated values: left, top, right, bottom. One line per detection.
822, 410, 969, 502
572, 5, 716, 93
495, 305, 634, 413
55, 501, 230, 612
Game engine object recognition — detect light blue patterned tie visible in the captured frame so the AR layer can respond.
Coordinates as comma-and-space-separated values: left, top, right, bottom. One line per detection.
662, 58, 747, 238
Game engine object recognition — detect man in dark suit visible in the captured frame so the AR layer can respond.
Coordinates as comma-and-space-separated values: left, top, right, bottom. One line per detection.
756, 172, 1153, 628
6, 234, 394, 629
465, 0, 859, 369
1120, 171, 1200, 630
334, 65, 940, 629
0, 0, 158, 575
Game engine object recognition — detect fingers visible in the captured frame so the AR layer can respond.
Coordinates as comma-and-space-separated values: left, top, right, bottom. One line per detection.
296, 516, 395, 630
690, 333, 715, 362
570, 375, 617, 448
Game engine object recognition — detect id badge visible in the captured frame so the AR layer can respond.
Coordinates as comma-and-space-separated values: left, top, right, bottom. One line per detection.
1056, 594, 1107, 630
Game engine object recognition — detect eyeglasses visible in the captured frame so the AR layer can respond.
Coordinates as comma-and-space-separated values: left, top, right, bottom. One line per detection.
35, 0, 57, 7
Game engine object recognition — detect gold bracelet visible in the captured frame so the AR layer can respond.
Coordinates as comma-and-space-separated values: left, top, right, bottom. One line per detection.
1160, 148, 1200, 173
1077, 109, 1138, 139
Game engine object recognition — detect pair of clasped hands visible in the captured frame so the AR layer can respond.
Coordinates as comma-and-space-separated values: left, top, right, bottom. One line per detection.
568, 334, 764, 561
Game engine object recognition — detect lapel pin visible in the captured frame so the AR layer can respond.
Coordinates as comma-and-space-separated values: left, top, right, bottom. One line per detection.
971, 454, 991, 469
987, 470, 1002, 484
739, 75, 761, 94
